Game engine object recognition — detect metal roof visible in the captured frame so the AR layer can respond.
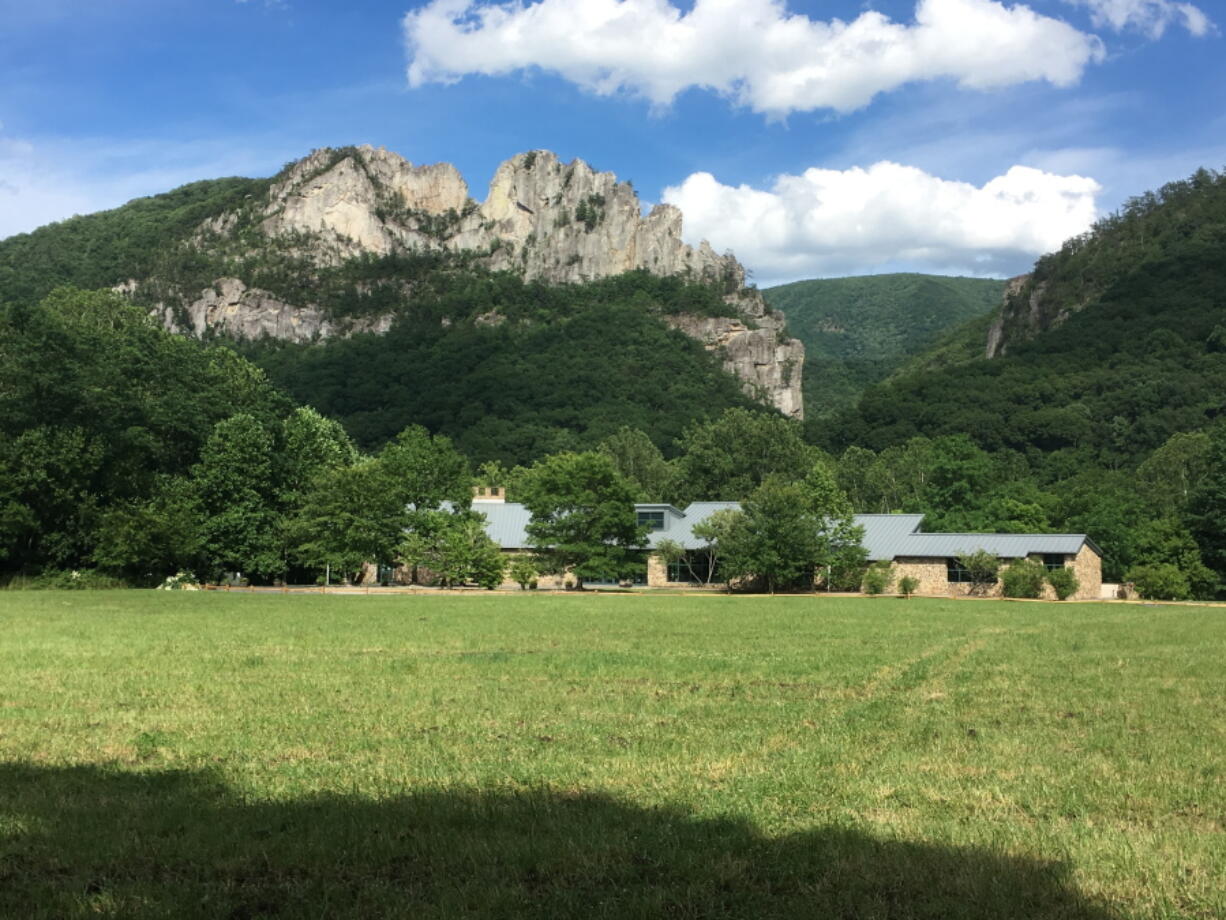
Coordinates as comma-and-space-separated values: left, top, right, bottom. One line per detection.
896, 532, 1093, 559
469, 503, 1096, 560
853, 514, 925, 560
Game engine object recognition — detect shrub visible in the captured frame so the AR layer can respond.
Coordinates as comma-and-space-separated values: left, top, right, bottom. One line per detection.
899, 575, 920, 598
1000, 559, 1047, 599
956, 550, 1000, 596
510, 557, 539, 591
861, 561, 894, 595
1045, 566, 1079, 600
7, 569, 129, 590
1126, 563, 1191, 600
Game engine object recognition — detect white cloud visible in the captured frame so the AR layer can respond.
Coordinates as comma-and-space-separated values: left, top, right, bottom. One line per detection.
1064, 0, 1213, 37
404, 0, 1105, 117
661, 162, 1101, 282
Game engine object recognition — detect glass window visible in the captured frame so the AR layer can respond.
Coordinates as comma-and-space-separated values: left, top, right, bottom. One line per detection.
1042, 553, 1065, 572
948, 558, 997, 584
637, 510, 666, 531
668, 553, 719, 584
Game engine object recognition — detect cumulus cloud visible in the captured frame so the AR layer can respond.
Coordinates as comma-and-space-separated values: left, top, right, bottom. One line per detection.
404, 0, 1105, 116
661, 162, 1101, 282
1064, 0, 1213, 37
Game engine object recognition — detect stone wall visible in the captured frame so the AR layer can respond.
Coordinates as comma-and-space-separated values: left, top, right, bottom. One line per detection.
892, 546, 1102, 600
1070, 543, 1102, 600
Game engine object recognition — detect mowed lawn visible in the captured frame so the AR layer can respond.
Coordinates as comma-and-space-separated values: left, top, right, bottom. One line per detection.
0, 592, 1222, 919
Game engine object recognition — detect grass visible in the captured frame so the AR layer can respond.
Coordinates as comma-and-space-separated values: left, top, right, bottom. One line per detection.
0, 592, 1222, 919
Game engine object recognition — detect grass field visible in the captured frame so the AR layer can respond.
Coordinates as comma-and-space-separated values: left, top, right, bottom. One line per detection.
0, 592, 1222, 919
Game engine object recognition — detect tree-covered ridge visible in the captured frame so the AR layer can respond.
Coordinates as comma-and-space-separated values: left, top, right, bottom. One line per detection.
806, 167, 1226, 592
763, 273, 1004, 418
0, 177, 272, 307
244, 269, 760, 466
991, 167, 1226, 354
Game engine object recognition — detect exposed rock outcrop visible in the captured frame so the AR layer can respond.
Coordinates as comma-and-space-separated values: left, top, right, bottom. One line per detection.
141, 145, 804, 417
985, 273, 1070, 359
168, 278, 392, 343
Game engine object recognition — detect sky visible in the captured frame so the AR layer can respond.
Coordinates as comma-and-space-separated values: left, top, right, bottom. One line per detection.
0, 0, 1222, 285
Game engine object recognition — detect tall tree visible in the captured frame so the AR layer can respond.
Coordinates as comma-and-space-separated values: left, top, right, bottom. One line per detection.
721, 465, 864, 593
519, 452, 647, 588
675, 408, 820, 502
598, 427, 675, 502
193, 414, 282, 581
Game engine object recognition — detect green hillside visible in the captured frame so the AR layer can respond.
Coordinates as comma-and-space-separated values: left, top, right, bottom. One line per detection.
0, 175, 764, 467
0, 177, 271, 307
243, 270, 760, 465
763, 273, 1004, 416
809, 168, 1226, 585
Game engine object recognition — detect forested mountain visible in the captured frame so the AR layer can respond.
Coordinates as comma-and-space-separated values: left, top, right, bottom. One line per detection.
763, 274, 1004, 418
811, 167, 1226, 588
0, 146, 804, 465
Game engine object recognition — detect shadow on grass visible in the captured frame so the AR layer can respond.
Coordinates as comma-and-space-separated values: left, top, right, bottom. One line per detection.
0, 762, 1117, 920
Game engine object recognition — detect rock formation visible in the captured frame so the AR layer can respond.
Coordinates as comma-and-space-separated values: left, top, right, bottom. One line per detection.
142, 145, 804, 417
985, 274, 1072, 359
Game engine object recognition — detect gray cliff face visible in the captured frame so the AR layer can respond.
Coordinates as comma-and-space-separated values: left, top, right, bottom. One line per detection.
146, 145, 804, 418
985, 273, 1070, 359
168, 278, 393, 343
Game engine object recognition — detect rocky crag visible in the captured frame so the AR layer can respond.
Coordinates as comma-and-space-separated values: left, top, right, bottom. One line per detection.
125, 146, 804, 418
985, 274, 1066, 359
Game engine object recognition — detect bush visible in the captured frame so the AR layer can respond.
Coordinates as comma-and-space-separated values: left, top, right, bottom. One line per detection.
861, 561, 894, 595
899, 575, 919, 598
1126, 563, 1191, 600
956, 550, 1000, 596
1046, 566, 1079, 600
5, 569, 129, 591
510, 557, 539, 591
1000, 559, 1047, 599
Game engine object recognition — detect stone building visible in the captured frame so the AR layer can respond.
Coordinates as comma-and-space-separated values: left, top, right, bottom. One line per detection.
472, 500, 1103, 599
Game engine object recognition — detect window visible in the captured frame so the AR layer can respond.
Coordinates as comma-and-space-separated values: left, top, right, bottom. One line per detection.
1042, 553, 1066, 572
586, 570, 648, 586
946, 559, 971, 583
946, 558, 996, 584
637, 510, 666, 531
668, 553, 720, 584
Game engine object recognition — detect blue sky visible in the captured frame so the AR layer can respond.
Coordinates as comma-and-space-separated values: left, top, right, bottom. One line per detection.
1, 0, 1221, 284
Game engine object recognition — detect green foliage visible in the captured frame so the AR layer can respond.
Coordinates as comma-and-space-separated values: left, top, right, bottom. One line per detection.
0, 178, 270, 306
1000, 559, 1047, 599
193, 414, 283, 581
289, 459, 399, 583
674, 408, 820, 503
598, 427, 676, 502
0, 289, 289, 579
248, 273, 753, 466
519, 452, 647, 588
720, 467, 863, 594
401, 512, 505, 588
899, 575, 920, 598
862, 561, 894, 595
764, 273, 1004, 419
1045, 566, 1079, 601
2, 569, 128, 590
509, 556, 539, 590
806, 168, 1226, 589
1126, 563, 1192, 601
956, 551, 1000, 596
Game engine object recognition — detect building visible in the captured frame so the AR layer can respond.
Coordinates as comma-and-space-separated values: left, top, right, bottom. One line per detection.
472, 499, 1103, 599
